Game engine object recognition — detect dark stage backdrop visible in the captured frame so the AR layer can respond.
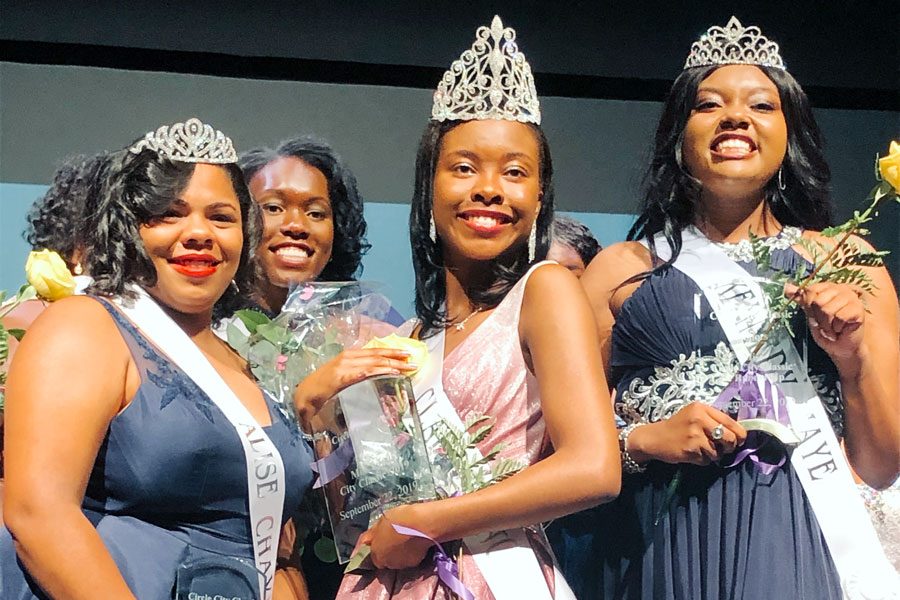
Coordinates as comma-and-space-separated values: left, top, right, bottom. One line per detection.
2, 1, 898, 308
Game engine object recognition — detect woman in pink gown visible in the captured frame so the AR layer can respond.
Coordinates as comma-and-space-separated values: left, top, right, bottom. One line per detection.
322, 16, 622, 599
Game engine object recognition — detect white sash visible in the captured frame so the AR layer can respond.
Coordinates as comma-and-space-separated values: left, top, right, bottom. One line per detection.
401, 271, 574, 600
650, 229, 899, 599
113, 287, 286, 600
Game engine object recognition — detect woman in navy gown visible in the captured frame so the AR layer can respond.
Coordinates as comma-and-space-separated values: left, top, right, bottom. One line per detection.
547, 17, 899, 600
1, 118, 313, 599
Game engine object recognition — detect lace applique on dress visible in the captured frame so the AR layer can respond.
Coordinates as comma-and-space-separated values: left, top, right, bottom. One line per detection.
617, 340, 846, 436
104, 304, 218, 424
858, 479, 900, 572
713, 226, 803, 263
144, 358, 215, 423
617, 342, 740, 423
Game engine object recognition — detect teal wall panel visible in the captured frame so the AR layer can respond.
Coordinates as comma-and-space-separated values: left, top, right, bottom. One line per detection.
0, 184, 634, 317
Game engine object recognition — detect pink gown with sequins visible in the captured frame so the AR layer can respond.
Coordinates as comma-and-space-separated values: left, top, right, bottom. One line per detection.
337, 263, 570, 600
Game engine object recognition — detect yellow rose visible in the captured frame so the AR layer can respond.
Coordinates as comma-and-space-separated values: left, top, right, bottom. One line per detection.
25, 250, 76, 302
363, 333, 429, 376
879, 140, 900, 193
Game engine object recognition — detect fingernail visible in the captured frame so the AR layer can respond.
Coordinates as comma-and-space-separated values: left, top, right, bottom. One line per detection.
808, 319, 819, 328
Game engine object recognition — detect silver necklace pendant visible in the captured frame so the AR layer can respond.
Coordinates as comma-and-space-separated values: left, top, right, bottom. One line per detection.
451, 307, 482, 331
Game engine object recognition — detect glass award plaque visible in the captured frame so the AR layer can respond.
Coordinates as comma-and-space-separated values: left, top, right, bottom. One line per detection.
307, 374, 436, 563
174, 555, 260, 600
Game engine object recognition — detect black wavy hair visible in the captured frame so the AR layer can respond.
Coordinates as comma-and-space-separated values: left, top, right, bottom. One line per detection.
410, 120, 555, 337
239, 136, 370, 282
79, 147, 260, 319
25, 152, 111, 271
628, 65, 833, 271
552, 215, 601, 265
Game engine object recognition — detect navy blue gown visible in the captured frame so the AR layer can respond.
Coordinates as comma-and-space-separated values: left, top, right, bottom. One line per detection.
547, 245, 844, 600
0, 299, 314, 599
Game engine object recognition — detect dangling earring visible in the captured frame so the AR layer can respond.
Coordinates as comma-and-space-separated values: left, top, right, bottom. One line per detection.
527, 220, 537, 262
429, 214, 437, 243
777, 166, 786, 191
73, 263, 83, 276
230, 279, 240, 294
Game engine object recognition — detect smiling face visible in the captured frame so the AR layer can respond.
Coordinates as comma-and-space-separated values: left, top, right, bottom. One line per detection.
139, 163, 243, 315
682, 65, 788, 198
432, 120, 541, 264
249, 157, 335, 289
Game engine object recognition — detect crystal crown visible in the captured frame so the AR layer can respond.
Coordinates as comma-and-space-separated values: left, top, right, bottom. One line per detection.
129, 118, 238, 164
683, 16, 785, 71
432, 15, 541, 125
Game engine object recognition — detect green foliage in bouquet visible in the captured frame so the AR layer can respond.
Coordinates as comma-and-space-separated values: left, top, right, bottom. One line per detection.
0, 285, 37, 411
750, 170, 899, 356
226, 308, 344, 414
433, 414, 525, 495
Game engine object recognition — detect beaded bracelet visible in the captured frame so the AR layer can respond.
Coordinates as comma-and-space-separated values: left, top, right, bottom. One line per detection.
619, 423, 647, 474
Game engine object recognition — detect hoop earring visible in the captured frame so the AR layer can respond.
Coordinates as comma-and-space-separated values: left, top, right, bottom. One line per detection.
429, 214, 437, 243
527, 221, 537, 262
777, 166, 786, 191
230, 279, 240, 294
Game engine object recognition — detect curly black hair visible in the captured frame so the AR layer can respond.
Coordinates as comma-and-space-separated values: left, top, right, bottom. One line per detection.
551, 215, 601, 266
25, 152, 111, 271
628, 65, 833, 272
79, 147, 261, 318
409, 120, 555, 338
239, 136, 370, 282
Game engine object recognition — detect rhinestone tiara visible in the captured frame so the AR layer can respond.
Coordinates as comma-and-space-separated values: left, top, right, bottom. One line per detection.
129, 118, 238, 164
432, 15, 541, 125
683, 16, 785, 71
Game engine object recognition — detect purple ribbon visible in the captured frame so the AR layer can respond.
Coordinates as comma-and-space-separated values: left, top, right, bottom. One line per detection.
713, 362, 792, 474
310, 438, 355, 489
722, 431, 786, 475
713, 362, 791, 425
391, 523, 475, 600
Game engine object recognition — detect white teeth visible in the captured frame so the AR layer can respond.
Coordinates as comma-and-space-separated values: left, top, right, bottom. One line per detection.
471, 216, 501, 227
715, 139, 752, 153
276, 247, 310, 258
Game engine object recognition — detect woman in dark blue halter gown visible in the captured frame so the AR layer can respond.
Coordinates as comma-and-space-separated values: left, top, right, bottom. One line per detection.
1, 119, 314, 599
547, 17, 899, 600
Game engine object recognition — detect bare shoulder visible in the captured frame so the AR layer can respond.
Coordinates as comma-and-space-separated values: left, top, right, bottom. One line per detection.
18, 295, 127, 358
520, 263, 591, 323
583, 241, 652, 290
522, 261, 584, 302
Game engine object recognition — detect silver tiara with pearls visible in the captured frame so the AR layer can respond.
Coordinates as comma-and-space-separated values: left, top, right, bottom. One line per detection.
129, 118, 238, 164
432, 15, 541, 125
683, 16, 785, 71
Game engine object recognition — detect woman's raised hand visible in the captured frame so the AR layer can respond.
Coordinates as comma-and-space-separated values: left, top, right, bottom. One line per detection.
293, 348, 418, 418
785, 281, 866, 363
627, 402, 747, 466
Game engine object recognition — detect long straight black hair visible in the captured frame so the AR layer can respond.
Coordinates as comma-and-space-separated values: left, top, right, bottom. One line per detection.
410, 119, 555, 337
628, 65, 833, 272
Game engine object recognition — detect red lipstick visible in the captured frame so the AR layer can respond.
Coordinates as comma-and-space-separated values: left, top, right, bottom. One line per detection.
168, 253, 220, 278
